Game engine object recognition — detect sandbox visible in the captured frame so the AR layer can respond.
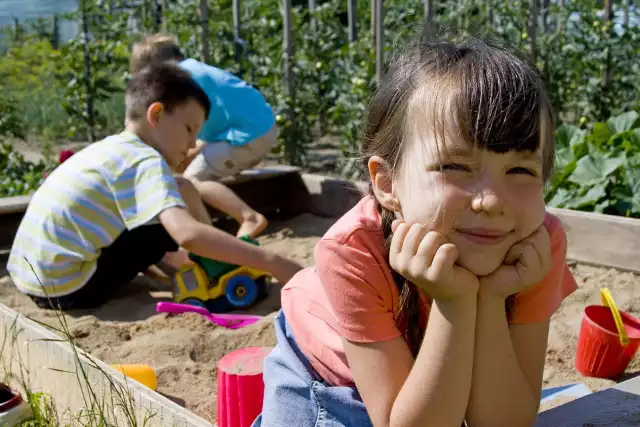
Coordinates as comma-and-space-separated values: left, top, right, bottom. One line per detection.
1, 169, 640, 425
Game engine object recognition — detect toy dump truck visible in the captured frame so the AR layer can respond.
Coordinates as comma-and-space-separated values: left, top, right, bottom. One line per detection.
172, 236, 270, 312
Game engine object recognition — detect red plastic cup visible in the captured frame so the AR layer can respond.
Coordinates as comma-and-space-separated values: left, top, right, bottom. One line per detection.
217, 346, 273, 427
575, 305, 640, 379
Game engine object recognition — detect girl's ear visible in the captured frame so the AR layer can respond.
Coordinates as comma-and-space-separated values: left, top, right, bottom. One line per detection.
146, 102, 164, 128
368, 156, 400, 213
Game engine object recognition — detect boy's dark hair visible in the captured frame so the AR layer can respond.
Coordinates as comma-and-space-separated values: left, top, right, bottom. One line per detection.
125, 61, 211, 121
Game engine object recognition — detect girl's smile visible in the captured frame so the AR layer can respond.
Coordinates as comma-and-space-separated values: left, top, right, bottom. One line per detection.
454, 228, 513, 246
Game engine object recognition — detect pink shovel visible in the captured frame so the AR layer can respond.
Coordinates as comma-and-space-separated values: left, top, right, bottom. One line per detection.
156, 302, 263, 330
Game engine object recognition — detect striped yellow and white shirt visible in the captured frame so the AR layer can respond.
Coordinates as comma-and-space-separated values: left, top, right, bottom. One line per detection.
8, 131, 186, 297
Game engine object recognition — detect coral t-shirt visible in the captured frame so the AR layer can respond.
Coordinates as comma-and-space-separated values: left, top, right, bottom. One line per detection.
281, 196, 578, 387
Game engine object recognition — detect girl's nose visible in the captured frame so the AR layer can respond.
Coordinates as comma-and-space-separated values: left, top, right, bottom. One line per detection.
471, 176, 507, 215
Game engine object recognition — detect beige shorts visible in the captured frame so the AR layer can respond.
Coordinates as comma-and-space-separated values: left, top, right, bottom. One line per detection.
183, 125, 278, 181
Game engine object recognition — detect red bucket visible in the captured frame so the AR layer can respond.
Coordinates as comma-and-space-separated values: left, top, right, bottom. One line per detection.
217, 346, 273, 427
575, 305, 640, 379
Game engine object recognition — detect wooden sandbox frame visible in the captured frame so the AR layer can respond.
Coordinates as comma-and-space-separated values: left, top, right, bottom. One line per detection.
1, 166, 640, 426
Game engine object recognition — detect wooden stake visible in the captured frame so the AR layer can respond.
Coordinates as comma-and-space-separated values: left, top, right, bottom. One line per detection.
233, 0, 242, 64
348, 0, 357, 42
528, 0, 538, 64
199, 0, 210, 63
375, 0, 384, 84
80, 0, 95, 143
309, 0, 317, 32
425, 0, 433, 25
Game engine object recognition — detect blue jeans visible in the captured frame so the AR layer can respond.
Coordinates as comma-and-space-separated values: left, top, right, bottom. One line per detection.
252, 311, 373, 427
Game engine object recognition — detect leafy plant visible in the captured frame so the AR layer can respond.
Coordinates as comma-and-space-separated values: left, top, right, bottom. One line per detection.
546, 111, 640, 217
0, 144, 52, 197
54, 2, 132, 141
0, 96, 25, 140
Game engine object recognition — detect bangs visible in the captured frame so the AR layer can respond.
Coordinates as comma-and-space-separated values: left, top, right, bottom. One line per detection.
454, 45, 544, 154
403, 40, 555, 178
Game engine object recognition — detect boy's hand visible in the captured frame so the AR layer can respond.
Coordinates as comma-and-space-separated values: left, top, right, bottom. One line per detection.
479, 225, 551, 298
269, 256, 303, 285
389, 220, 479, 301
175, 140, 206, 173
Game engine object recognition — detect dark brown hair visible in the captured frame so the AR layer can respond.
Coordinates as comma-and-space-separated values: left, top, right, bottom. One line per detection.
362, 35, 556, 357
130, 32, 185, 74
125, 61, 211, 121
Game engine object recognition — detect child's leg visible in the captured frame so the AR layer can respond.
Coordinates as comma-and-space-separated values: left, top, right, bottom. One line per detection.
29, 224, 178, 310
189, 178, 268, 238
254, 311, 372, 427
180, 147, 268, 237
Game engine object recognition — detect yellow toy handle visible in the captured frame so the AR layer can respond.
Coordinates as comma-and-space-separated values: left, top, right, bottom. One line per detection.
600, 288, 629, 346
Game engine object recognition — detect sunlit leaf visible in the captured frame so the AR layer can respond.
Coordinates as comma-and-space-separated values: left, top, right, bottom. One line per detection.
607, 111, 640, 133
568, 153, 624, 186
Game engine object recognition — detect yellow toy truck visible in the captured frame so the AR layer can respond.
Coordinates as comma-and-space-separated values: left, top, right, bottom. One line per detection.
172, 236, 271, 312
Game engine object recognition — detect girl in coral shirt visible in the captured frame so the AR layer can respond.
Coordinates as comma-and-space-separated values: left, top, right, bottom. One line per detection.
254, 33, 577, 427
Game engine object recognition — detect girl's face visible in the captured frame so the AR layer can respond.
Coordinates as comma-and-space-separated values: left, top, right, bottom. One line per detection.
394, 133, 546, 277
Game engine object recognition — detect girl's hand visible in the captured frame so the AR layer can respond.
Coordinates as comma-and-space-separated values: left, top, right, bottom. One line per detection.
389, 220, 479, 301
479, 225, 552, 298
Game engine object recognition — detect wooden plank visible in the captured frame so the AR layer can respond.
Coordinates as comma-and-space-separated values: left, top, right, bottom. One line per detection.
0, 195, 30, 214
535, 375, 640, 426
301, 173, 368, 218
547, 207, 640, 274
0, 302, 213, 426
219, 165, 301, 185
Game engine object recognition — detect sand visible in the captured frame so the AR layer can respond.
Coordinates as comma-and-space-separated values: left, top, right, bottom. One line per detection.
1, 213, 639, 422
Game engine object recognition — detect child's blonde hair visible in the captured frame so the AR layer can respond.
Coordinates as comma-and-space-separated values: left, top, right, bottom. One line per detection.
363, 33, 555, 357
130, 32, 185, 74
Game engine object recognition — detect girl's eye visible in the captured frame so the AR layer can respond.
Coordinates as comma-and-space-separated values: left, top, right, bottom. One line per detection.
508, 167, 537, 176
440, 163, 471, 172
186, 125, 192, 133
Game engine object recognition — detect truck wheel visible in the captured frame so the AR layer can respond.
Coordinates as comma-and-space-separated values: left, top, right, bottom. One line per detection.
225, 275, 259, 308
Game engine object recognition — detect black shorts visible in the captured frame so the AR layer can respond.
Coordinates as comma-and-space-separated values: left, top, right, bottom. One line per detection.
30, 223, 178, 311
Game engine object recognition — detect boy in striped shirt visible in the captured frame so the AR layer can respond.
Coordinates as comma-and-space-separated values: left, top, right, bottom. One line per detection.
8, 62, 301, 310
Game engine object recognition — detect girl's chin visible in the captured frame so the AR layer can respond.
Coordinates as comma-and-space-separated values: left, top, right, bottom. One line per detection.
457, 255, 504, 277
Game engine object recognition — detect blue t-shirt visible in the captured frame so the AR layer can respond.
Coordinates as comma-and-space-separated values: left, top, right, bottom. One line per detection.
179, 58, 275, 147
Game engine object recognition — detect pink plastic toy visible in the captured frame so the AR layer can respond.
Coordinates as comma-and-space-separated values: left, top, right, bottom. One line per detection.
156, 302, 262, 329
217, 347, 273, 427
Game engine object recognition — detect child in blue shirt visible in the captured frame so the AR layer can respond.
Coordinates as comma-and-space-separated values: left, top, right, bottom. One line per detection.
131, 33, 277, 238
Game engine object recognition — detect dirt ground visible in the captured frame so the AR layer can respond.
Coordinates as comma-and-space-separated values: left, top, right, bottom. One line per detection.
1, 213, 639, 422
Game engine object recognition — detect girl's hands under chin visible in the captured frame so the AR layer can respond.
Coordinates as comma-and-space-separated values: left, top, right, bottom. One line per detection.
479, 224, 552, 299
389, 220, 479, 301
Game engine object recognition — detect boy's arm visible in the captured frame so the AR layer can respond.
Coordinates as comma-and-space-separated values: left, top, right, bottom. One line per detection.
159, 206, 301, 284
175, 140, 207, 174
